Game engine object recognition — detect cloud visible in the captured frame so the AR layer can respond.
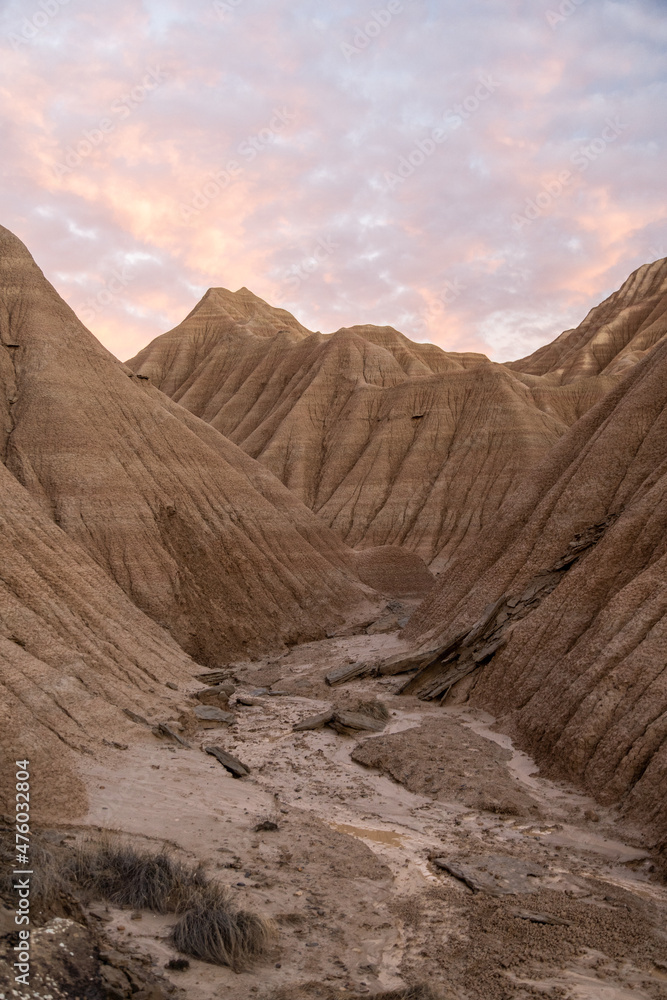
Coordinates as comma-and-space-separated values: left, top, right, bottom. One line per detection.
0, 0, 665, 361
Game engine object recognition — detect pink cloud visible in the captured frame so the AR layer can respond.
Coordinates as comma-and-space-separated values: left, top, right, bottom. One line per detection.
0, 0, 665, 361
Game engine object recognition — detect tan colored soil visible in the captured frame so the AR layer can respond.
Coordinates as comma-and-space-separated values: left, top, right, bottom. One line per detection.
28, 629, 665, 1000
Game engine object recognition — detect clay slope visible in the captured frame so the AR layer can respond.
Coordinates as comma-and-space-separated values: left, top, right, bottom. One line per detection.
0, 225, 375, 666
0, 459, 200, 820
508, 257, 667, 383
131, 285, 313, 400
401, 336, 667, 857
130, 295, 613, 571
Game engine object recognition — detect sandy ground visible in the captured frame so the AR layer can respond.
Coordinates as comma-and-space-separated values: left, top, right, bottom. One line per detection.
61, 627, 667, 999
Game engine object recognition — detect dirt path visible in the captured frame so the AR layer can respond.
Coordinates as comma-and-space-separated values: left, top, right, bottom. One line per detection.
73, 630, 667, 1000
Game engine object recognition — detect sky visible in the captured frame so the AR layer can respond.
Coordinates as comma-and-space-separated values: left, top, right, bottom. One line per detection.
1, 0, 666, 362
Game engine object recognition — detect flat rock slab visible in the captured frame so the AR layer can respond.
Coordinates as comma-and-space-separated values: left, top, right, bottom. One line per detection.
194, 705, 235, 725
433, 854, 547, 896
235, 695, 263, 707
123, 708, 150, 726
293, 708, 335, 732
365, 616, 399, 635
195, 685, 231, 709
293, 706, 387, 736
204, 746, 250, 778
325, 661, 372, 686
377, 648, 440, 676
330, 710, 386, 735
350, 717, 539, 817
196, 684, 233, 699
195, 670, 236, 685
510, 908, 571, 926
153, 723, 192, 748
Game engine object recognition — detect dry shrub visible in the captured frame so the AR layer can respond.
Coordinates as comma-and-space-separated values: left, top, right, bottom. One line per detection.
358, 699, 390, 722
55, 835, 273, 971
66, 839, 207, 912
165, 958, 190, 971
0, 826, 72, 910
171, 890, 273, 971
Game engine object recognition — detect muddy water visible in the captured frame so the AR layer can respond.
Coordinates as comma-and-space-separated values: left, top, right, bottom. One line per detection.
331, 824, 405, 848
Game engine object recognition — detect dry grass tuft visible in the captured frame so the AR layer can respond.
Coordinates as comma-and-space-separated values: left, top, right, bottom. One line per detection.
3, 831, 273, 971
0, 827, 72, 910
170, 891, 273, 971
165, 958, 190, 971
64, 838, 275, 968
65, 839, 206, 913
68, 838, 273, 970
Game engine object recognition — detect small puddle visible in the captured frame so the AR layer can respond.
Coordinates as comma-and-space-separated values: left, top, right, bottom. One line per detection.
330, 823, 405, 848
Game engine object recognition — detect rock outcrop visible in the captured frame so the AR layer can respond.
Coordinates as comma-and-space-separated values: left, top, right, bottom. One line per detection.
401, 334, 667, 860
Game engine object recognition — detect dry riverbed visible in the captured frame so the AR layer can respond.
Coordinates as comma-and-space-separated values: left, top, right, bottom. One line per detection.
16, 629, 667, 999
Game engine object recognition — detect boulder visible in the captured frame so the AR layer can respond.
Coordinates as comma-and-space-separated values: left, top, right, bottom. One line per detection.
193, 705, 235, 727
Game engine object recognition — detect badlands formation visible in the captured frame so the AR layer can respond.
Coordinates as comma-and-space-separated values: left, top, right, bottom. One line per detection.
1, 225, 667, 999
128, 258, 667, 571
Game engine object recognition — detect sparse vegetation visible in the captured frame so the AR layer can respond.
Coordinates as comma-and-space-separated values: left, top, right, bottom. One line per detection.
165, 958, 190, 971
66, 838, 273, 970
171, 893, 273, 970
1, 829, 273, 971
65, 839, 207, 912
0, 826, 71, 911
357, 699, 391, 721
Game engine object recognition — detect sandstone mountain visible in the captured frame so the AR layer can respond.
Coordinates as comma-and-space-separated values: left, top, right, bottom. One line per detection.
399, 333, 667, 861
128, 289, 630, 572
129, 262, 666, 574
507, 256, 667, 382
0, 225, 379, 672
